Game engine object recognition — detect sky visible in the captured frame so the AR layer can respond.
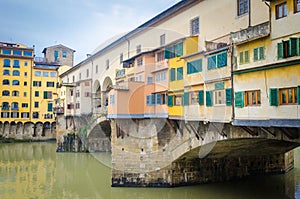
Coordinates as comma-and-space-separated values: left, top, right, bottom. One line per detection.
0, 0, 181, 65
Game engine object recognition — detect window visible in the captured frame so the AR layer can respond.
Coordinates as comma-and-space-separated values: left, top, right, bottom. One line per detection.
245, 90, 261, 106
67, 103, 74, 109
76, 91, 80, 97
3, 79, 10, 85
96, 65, 98, 73
190, 17, 199, 35
187, 59, 202, 74
35, 91, 39, 97
239, 50, 249, 64
22, 103, 28, 108
120, 53, 123, 64
277, 38, 300, 59
3, 59, 10, 67
13, 60, 20, 68
11, 102, 19, 110
157, 51, 164, 62
86, 69, 89, 77
85, 92, 91, 97
24, 72, 28, 77
48, 103, 53, 112
24, 61, 28, 66
24, 92, 27, 97
137, 58, 143, 67
214, 90, 225, 105
170, 68, 176, 81
24, 51, 32, 57
12, 70, 20, 76
35, 71, 41, 76
70, 89, 74, 96
237, 0, 249, 16
276, 2, 287, 19
72, 75, 75, 82
3, 69, 10, 75
155, 71, 166, 82
79, 73, 81, 80
33, 81, 41, 87
177, 67, 183, 80
32, 112, 39, 119
11, 112, 19, 118
279, 87, 298, 105
62, 51, 67, 58
174, 95, 182, 106
136, 45, 141, 54
54, 51, 58, 62
24, 81, 27, 86
43, 72, 49, 77
1, 102, 9, 110
50, 72, 56, 77
2, 49, 11, 55
21, 112, 29, 118
110, 95, 115, 104
1, 112, 9, 118
106, 59, 110, 70
2, 90, 9, 96
147, 77, 153, 84
160, 34, 166, 46
13, 50, 22, 56
76, 103, 80, 109
85, 81, 90, 86
12, 91, 19, 97
12, 80, 20, 85
295, 0, 300, 13
253, 46, 265, 61
34, 102, 39, 108
207, 52, 227, 70
190, 92, 199, 105
164, 42, 183, 59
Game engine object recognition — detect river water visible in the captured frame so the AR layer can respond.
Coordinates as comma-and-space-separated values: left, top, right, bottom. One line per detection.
0, 142, 299, 199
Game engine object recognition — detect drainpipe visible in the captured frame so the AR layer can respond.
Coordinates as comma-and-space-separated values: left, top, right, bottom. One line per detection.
248, 0, 251, 27
264, 1, 271, 32
230, 43, 235, 121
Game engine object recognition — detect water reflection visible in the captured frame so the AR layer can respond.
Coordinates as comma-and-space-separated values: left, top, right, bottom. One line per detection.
0, 143, 299, 199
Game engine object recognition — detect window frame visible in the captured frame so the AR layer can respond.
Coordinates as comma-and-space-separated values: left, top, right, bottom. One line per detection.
294, 0, 300, 13
190, 17, 199, 36
279, 87, 297, 105
245, 90, 261, 106
276, 2, 287, 19
237, 0, 249, 16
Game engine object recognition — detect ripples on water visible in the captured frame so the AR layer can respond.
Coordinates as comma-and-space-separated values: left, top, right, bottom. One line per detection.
0, 142, 299, 199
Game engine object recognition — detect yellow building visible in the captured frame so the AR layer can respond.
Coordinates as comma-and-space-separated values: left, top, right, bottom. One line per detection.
0, 42, 34, 122
167, 36, 198, 119
232, 0, 300, 128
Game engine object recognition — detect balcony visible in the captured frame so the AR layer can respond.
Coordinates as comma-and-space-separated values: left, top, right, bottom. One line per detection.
53, 107, 64, 114
231, 22, 270, 44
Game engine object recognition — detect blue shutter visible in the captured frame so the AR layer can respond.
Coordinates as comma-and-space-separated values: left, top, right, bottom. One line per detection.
198, 90, 204, 105
146, 95, 151, 106
170, 68, 175, 81
269, 88, 279, 106
207, 56, 216, 70
206, 91, 213, 106
184, 92, 189, 106
217, 52, 227, 67
156, 94, 162, 104
177, 67, 183, 80
48, 103, 53, 112
235, 91, 244, 108
164, 47, 170, 59
151, 94, 156, 105
225, 88, 232, 106
168, 95, 173, 107
176, 42, 183, 56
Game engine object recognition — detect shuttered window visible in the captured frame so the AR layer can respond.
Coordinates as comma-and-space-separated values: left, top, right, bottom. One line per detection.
48, 103, 53, 112
226, 88, 232, 106
187, 59, 202, 74
253, 46, 265, 61
217, 52, 227, 67
198, 90, 204, 105
206, 91, 213, 106
170, 68, 175, 81
269, 88, 279, 106
235, 91, 244, 108
168, 95, 173, 107
177, 67, 183, 80
184, 92, 189, 106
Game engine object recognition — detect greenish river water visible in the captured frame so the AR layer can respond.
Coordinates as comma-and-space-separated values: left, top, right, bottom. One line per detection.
0, 142, 299, 199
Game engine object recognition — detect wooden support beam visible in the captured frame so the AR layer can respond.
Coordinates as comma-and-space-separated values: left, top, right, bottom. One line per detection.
240, 126, 258, 136
261, 127, 276, 137
211, 122, 227, 137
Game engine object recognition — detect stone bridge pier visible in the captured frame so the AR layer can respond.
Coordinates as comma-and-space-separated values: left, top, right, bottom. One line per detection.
110, 118, 300, 187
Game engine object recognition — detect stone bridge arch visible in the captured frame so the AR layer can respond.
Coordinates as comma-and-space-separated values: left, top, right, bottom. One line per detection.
86, 120, 111, 152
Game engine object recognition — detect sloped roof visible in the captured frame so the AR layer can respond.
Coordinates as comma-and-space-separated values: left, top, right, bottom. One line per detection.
42, 44, 75, 53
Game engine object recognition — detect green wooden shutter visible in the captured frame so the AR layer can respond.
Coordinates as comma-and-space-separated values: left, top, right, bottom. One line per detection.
177, 67, 183, 80
235, 91, 244, 108
289, 38, 298, 57
168, 95, 173, 107
207, 56, 216, 70
217, 52, 227, 67
226, 88, 232, 106
170, 68, 175, 81
245, 50, 249, 63
277, 42, 284, 59
48, 103, 53, 112
44, 91, 48, 99
269, 88, 279, 106
239, 51, 244, 64
298, 38, 300, 56
184, 92, 189, 106
206, 91, 213, 107
198, 90, 204, 105
297, 86, 300, 105
176, 42, 183, 56
259, 46, 265, 60
253, 48, 258, 61
164, 46, 170, 59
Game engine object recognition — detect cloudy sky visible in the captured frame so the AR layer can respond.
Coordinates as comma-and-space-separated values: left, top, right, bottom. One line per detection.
0, 0, 181, 65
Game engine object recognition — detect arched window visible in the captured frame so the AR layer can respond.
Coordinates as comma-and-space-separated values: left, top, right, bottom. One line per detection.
12, 91, 19, 96
13, 60, 20, 68
12, 70, 20, 76
11, 102, 19, 110
2, 79, 9, 85
3, 70, 10, 75
12, 80, 19, 85
2, 90, 10, 96
1, 102, 9, 110
3, 59, 10, 67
